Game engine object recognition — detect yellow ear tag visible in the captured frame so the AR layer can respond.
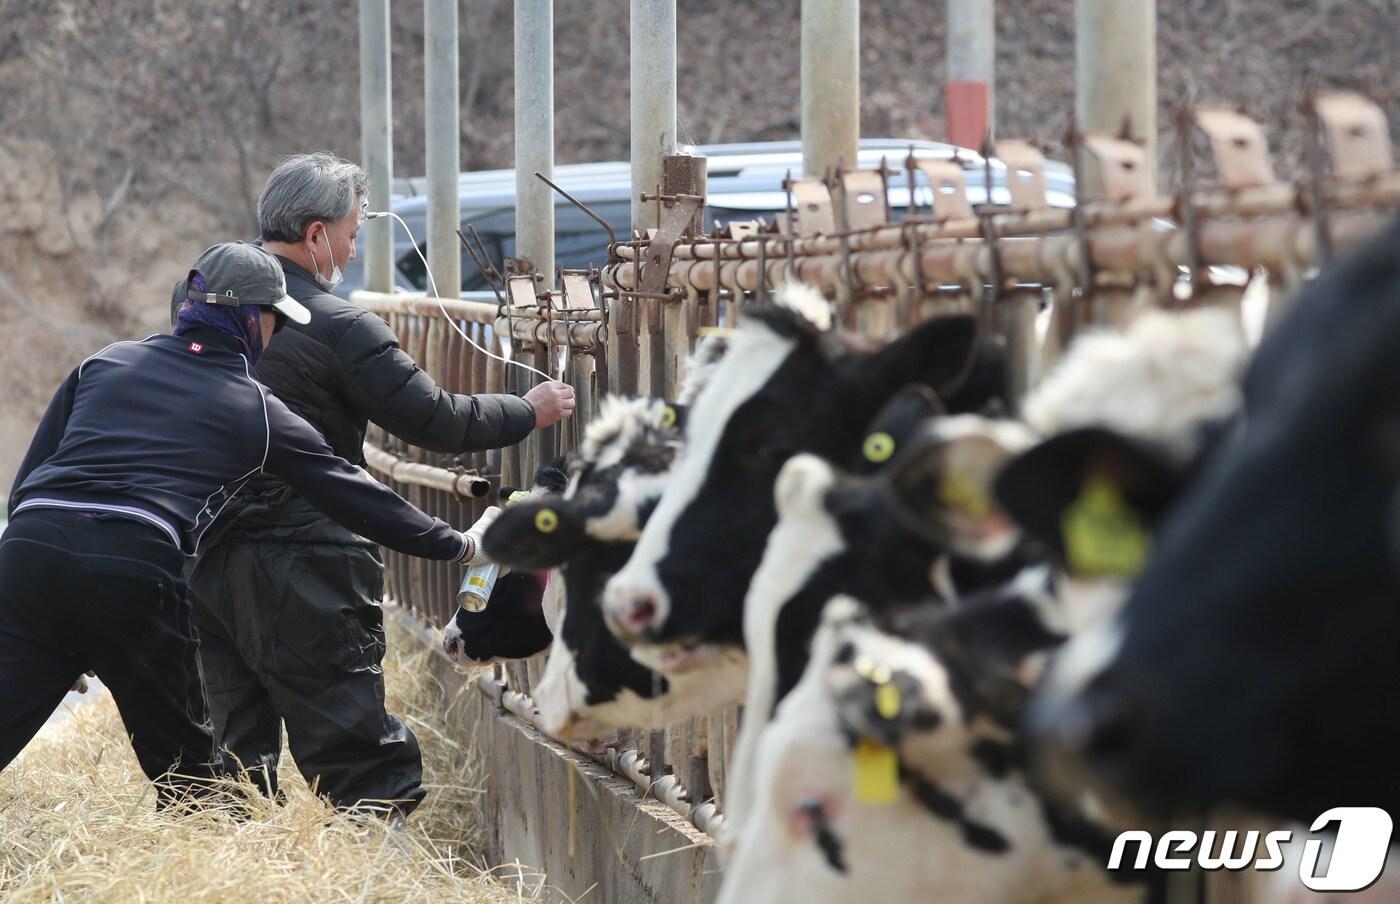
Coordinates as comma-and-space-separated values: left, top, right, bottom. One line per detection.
875, 682, 902, 720
863, 432, 896, 464
939, 470, 992, 519
659, 405, 678, 429
1061, 475, 1151, 578
852, 740, 899, 805
535, 508, 560, 533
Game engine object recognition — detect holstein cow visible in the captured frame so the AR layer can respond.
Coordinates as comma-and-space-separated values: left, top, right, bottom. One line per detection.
482, 336, 747, 739
998, 303, 1246, 641
725, 389, 1232, 901
440, 464, 568, 666
603, 283, 999, 671
718, 591, 1158, 904
1027, 218, 1400, 826
725, 410, 1038, 838
725, 301, 1247, 841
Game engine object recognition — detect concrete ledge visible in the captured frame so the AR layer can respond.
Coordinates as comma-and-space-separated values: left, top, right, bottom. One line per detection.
389, 604, 723, 904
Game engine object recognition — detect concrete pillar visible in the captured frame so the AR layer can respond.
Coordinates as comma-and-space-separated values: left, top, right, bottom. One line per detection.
1076, 0, 1157, 193
424, 0, 462, 298
801, 0, 860, 178
945, 0, 994, 150
515, 0, 555, 281
359, 0, 394, 293
630, 0, 677, 232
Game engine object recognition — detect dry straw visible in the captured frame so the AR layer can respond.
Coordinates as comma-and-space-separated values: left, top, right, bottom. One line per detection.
0, 619, 537, 903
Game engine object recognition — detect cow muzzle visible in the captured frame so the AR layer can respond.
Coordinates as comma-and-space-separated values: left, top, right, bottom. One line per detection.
602, 577, 670, 643
441, 618, 465, 663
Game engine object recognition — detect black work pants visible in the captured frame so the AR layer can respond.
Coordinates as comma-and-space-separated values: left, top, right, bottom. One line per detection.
0, 510, 223, 803
189, 538, 425, 817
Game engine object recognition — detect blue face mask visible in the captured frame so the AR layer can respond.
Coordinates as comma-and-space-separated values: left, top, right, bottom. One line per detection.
307, 227, 343, 292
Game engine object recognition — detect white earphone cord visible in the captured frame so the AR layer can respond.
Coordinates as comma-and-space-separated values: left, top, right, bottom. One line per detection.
367, 211, 556, 383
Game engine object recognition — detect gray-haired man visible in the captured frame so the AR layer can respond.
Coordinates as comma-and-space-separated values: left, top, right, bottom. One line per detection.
188, 152, 574, 818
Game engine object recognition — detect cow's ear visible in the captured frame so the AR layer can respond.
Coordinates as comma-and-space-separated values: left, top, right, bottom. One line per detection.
851, 384, 944, 475
533, 461, 571, 494
994, 427, 1181, 578
869, 315, 980, 403
879, 417, 1034, 555
482, 498, 589, 570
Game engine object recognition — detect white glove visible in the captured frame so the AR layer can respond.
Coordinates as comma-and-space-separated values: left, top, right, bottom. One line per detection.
460, 505, 504, 565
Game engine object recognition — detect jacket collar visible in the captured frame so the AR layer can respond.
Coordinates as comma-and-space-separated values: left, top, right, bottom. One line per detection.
275, 253, 317, 285
271, 253, 336, 304
177, 326, 247, 356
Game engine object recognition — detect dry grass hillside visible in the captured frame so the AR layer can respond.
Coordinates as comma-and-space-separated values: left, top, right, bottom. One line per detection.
1, 0, 1397, 490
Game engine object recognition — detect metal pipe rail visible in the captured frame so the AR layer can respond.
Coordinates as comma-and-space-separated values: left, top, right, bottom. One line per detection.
494, 315, 607, 350
363, 444, 491, 498
355, 292, 500, 323
605, 191, 1400, 298
609, 179, 1390, 265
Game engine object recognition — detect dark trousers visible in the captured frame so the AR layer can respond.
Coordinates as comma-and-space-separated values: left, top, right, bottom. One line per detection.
0, 510, 222, 802
189, 539, 425, 817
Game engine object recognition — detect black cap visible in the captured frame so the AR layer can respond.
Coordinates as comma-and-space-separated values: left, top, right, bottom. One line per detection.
186, 242, 311, 325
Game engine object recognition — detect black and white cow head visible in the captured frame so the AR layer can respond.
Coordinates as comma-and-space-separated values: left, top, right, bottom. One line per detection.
440, 464, 568, 666
754, 410, 1037, 713
440, 570, 555, 665
1027, 219, 1400, 824
717, 589, 1152, 904
824, 583, 1066, 783
603, 288, 989, 657
483, 343, 746, 738
994, 419, 1240, 818
481, 396, 690, 737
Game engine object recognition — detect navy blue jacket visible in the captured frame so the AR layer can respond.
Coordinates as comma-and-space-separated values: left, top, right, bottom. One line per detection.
9, 327, 467, 561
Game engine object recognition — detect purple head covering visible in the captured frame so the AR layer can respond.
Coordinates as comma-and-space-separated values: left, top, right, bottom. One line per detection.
173, 273, 268, 363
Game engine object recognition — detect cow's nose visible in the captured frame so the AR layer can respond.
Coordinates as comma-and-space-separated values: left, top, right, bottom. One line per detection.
605, 582, 665, 640
618, 592, 660, 636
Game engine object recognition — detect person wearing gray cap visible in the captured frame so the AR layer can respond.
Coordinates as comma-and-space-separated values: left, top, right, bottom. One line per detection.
0, 242, 497, 809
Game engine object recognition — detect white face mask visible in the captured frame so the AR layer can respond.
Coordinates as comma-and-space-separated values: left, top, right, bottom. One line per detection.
308, 227, 343, 292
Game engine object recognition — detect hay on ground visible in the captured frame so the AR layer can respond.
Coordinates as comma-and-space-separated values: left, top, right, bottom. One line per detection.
0, 617, 534, 903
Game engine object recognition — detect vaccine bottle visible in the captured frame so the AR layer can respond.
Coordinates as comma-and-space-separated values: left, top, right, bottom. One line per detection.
455, 489, 530, 612
457, 561, 500, 612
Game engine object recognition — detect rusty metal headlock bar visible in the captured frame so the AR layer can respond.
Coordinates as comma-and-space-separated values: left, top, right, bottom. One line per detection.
603, 96, 1397, 307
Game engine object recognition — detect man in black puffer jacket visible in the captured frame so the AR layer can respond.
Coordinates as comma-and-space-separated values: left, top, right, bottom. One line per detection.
187, 153, 575, 818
